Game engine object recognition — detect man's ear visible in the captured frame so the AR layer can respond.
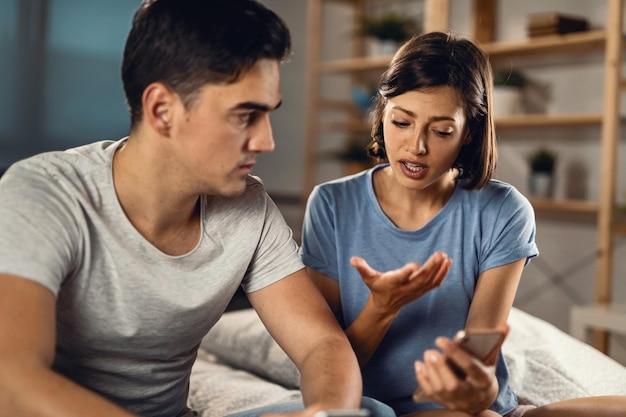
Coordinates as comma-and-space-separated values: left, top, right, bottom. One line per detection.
142, 82, 175, 136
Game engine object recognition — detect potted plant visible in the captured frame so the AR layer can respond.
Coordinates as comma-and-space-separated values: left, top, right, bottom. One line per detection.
492, 69, 528, 116
328, 137, 375, 176
359, 12, 420, 55
528, 147, 557, 198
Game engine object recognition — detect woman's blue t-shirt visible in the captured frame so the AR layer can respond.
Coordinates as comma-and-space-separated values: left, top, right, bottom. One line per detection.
300, 164, 538, 416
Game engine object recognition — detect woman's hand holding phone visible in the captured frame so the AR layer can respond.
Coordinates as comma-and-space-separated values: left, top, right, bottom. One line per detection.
412, 324, 509, 409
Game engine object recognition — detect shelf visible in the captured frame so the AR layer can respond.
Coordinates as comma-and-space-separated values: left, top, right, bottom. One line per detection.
529, 198, 598, 214
483, 30, 608, 61
317, 30, 611, 74
319, 55, 392, 73
570, 303, 626, 343
496, 113, 603, 128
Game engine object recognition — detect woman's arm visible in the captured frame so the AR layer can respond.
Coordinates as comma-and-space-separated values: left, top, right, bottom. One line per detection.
308, 252, 451, 366
414, 258, 525, 414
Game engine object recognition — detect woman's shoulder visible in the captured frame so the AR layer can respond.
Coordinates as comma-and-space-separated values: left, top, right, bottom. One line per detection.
459, 179, 532, 212
312, 165, 378, 198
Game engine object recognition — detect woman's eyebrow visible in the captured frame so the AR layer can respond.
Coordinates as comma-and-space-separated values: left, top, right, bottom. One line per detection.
391, 105, 457, 122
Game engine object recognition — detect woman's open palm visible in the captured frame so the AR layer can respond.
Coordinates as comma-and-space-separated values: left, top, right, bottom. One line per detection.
350, 252, 451, 315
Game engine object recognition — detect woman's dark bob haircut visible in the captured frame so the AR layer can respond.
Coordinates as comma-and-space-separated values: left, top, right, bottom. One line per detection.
368, 31, 497, 190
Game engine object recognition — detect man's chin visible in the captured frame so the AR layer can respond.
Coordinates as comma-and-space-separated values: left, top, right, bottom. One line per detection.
217, 181, 247, 198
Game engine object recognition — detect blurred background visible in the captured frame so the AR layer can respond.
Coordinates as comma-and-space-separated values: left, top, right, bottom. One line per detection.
1, 0, 625, 364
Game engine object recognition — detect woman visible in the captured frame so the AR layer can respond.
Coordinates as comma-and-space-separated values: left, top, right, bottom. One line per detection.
300, 31, 625, 417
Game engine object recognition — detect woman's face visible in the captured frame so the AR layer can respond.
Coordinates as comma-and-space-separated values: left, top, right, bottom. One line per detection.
381, 85, 469, 192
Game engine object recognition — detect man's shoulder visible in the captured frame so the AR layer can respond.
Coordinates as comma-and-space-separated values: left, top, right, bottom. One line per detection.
7, 139, 118, 180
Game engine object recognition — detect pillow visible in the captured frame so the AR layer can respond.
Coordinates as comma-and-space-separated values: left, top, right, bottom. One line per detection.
200, 307, 626, 406
504, 307, 626, 405
200, 308, 300, 388
189, 350, 301, 417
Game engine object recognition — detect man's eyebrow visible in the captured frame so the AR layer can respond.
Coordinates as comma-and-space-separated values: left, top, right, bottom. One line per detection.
233, 100, 283, 112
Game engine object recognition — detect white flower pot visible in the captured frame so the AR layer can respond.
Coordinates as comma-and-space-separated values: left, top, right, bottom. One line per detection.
366, 38, 398, 56
529, 172, 554, 198
493, 86, 523, 116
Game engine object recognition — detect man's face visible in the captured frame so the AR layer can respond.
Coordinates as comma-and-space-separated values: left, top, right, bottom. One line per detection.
168, 59, 281, 197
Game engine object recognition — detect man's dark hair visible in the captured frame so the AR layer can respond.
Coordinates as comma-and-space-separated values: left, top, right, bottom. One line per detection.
121, 0, 292, 128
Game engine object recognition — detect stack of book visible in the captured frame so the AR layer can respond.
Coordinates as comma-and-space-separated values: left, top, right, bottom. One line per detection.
527, 12, 590, 37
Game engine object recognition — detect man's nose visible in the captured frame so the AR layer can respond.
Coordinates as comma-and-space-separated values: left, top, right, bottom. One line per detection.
248, 114, 275, 153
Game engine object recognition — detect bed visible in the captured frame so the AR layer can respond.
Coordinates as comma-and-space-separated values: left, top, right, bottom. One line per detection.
188, 307, 626, 417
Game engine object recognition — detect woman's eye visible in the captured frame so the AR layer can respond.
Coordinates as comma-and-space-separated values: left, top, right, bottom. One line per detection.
434, 129, 453, 137
391, 120, 410, 128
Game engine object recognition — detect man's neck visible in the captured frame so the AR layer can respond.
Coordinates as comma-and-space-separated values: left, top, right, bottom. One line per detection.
112, 136, 202, 255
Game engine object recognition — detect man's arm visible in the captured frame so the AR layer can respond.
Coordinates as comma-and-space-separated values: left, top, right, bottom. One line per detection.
0, 273, 138, 417
247, 268, 362, 414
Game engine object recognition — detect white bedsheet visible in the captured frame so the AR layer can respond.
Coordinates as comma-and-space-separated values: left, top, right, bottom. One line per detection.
189, 307, 626, 417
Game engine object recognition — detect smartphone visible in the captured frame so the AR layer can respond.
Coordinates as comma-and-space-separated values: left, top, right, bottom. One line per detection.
453, 327, 507, 362
313, 410, 371, 417
412, 327, 508, 403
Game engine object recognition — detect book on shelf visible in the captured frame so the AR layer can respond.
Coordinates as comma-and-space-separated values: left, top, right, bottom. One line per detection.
526, 12, 589, 37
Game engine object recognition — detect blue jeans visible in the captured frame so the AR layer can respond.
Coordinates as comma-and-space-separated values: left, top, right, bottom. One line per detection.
225, 396, 396, 417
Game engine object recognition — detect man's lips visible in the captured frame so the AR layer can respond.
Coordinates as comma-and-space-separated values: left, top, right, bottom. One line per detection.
239, 160, 256, 172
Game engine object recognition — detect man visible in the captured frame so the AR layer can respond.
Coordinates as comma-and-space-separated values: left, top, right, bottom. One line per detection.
0, 1, 366, 416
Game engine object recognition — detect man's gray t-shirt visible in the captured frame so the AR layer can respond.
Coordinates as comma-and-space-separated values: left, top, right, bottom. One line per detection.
0, 138, 304, 417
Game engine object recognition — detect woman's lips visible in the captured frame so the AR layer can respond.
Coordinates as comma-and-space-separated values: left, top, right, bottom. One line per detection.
399, 160, 428, 179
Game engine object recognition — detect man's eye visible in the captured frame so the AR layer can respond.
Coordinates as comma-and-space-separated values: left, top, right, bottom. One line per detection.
238, 112, 261, 127
238, 113, 252, 124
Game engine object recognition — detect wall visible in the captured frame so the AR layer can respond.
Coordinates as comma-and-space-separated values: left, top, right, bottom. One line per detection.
0, 0, 134, 168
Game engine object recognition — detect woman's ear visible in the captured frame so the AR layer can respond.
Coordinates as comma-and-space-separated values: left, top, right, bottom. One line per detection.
142, 82, 175, 136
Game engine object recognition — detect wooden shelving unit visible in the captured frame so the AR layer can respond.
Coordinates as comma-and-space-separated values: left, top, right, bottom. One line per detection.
304, 0, 625, 353
304, 0, 449, 197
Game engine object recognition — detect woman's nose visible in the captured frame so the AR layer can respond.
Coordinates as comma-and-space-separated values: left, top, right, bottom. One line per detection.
408, 132, 427, 155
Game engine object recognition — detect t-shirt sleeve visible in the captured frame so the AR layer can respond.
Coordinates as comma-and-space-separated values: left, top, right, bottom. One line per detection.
300, 185, 339, 281
0, 163, 79, 296
479, 186, 539, 274
240, 189, 304, 293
